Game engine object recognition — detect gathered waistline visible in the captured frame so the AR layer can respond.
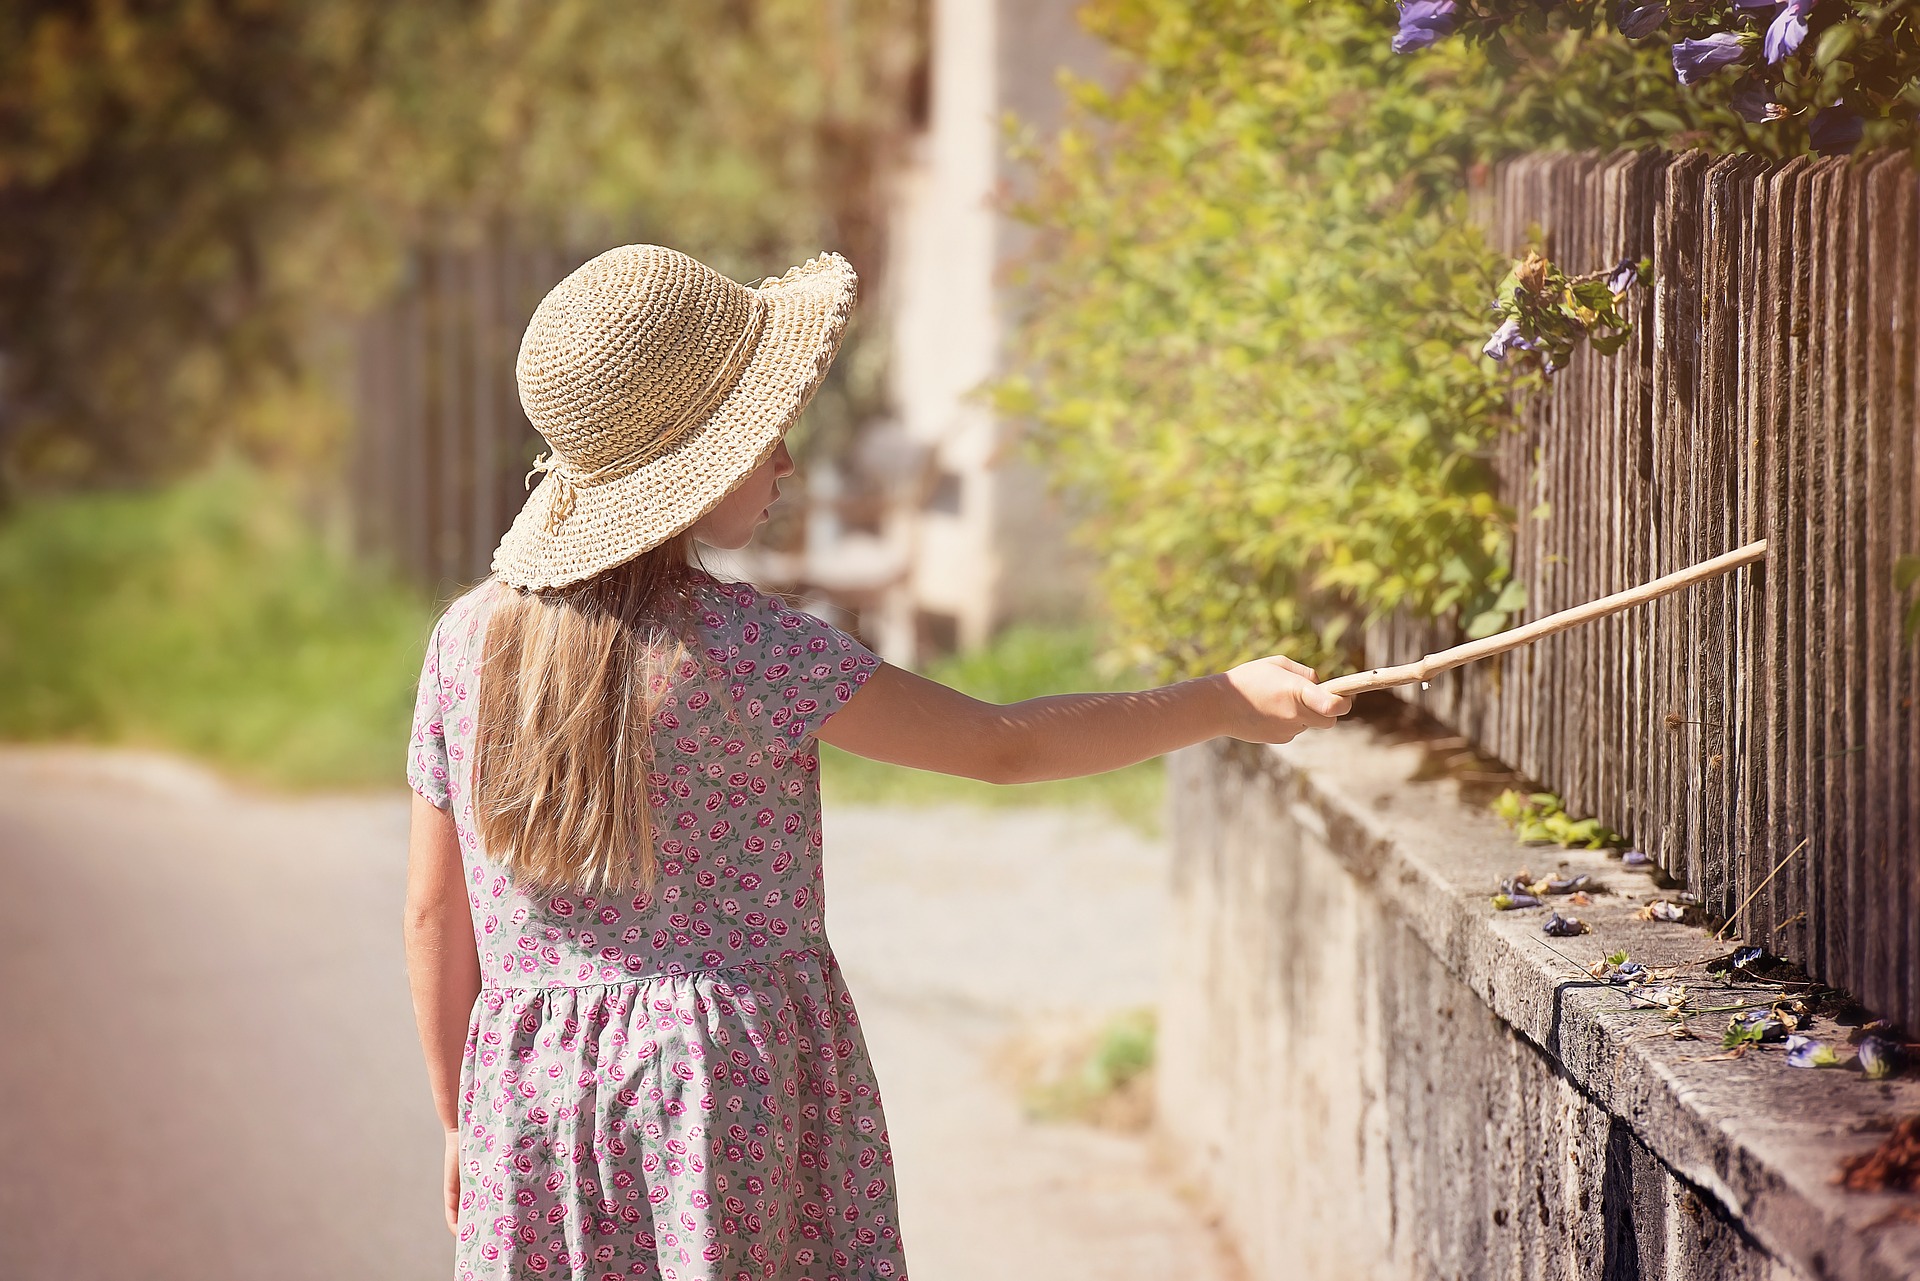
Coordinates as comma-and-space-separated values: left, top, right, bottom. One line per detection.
478, 945, 827, 995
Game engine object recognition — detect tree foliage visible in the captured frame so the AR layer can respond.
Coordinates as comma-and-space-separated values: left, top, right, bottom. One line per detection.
0, 0, 924, 491
0, 1, 369, 484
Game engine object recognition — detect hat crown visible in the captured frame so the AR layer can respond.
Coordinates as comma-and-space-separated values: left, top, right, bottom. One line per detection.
516, 245, 761, 475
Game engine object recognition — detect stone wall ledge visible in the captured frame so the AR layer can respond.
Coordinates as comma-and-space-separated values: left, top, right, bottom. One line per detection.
1244, 725, 1920, 1281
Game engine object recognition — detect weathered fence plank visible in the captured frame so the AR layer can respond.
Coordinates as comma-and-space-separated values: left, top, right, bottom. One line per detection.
1378, 151, 1920, 1032
350, 235, 601, 591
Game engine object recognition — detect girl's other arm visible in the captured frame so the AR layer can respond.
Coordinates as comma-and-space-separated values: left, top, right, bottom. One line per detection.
817, 656, 1352, 784
403, 792, 481, 1235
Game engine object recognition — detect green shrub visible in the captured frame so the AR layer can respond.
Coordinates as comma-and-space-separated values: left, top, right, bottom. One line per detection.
1002, 0, 1700, 679
0, 467, 434, 787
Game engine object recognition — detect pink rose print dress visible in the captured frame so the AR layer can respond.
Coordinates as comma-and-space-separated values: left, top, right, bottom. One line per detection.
408, 570, 906, 1281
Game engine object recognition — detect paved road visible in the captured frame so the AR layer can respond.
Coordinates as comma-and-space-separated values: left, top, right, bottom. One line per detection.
0, 749, 1235, 1280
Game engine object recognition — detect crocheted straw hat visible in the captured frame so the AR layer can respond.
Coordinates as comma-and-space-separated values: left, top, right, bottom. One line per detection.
492, 244, 857, 590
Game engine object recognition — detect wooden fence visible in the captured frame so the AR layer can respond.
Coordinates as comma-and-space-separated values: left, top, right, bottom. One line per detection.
351, 238, 588, 590
1368, 150, 1920, 1031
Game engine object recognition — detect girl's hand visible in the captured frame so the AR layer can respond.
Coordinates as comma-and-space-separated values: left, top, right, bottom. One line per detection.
443, 1128, 462, 1236
1216, 655, 1352, 743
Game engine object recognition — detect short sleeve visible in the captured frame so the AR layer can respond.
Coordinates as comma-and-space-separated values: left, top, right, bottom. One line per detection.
407, 616, 452, 809
715, 584, 881, 749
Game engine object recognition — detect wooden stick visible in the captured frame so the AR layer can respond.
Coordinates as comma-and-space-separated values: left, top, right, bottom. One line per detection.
1712, 836, 1809, 944
1320, 539, 1768, 697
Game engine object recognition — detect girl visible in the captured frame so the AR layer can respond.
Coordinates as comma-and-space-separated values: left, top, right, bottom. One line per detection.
404, 244, 1351, 1281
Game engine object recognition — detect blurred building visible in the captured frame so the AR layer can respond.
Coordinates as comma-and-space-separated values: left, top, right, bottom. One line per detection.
750, 0, 1110, 665
348, 1, 1109, 667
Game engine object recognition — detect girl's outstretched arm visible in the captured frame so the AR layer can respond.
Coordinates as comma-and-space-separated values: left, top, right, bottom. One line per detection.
817, 654, 1352, 785
403, 792, 481, 1235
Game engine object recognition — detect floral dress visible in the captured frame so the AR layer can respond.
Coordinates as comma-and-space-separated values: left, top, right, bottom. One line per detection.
408, 571, 906, 1281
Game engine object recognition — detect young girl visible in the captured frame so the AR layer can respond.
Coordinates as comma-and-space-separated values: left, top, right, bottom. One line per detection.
404, 244, 1351, 1281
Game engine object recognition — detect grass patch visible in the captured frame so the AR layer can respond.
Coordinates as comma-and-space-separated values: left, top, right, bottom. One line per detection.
818, 626, 1165, 833
0, 466, 435, 788
0, 471, 1164, 824
1001, 1007, 1157, 1131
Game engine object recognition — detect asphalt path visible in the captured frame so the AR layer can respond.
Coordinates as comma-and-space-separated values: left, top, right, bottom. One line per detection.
0, 748, 1234, 1280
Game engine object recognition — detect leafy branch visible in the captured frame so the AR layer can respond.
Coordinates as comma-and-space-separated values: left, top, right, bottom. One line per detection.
1483, 250, 1651, 376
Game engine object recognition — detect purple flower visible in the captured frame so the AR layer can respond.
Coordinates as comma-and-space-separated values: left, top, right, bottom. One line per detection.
1606, 257, 1641, 295
1785, 1034, 1843, 1067
1483, 317, 1538, 362
1617, 2, 1668, 38
1542, 912, 1589, 937
1731, 81, 1787, 122
1621, 849, 1653, 867
1809, 104, 1863, 155
1764, 0, 1816, 61
1394, 0, 1457, 53
1672, 32, 1747, 85
1858, 1034, 1900, 1079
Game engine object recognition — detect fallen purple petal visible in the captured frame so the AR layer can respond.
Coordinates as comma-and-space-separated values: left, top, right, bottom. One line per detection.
1705, 946, 1775, 977
1543, 911, 1589, 937
1672, 32, 1748, 86
1858, 1035, 1900, 1079
1545, 873, 1590, 894
1621, 849, 1653, 868
1785, 1035, 1843, 1068
1611, 961, 1650, 985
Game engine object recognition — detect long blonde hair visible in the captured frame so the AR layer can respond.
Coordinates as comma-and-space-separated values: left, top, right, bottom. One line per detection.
471, 536, 695, 896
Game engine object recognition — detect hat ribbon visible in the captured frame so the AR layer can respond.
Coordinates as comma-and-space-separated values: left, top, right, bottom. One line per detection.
521, 296, 771, 533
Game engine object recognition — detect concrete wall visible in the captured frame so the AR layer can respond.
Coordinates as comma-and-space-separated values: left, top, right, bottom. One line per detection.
1159, 732, 1920, 1281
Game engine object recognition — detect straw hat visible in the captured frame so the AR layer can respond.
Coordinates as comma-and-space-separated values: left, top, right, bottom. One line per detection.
492, 244, 858, 590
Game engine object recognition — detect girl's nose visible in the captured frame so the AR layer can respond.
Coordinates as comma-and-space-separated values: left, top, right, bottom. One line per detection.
772, 439, 796, 479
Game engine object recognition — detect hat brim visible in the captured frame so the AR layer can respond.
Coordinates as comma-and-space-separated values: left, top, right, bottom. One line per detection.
491, 253, 858, 591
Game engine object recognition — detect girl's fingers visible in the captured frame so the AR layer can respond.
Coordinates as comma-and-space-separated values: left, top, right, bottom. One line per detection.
1304, 686, 1351, 719
1271, 654, 1317, 681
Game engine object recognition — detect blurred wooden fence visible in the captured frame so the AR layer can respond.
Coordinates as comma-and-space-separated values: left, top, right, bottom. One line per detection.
1369, 150, 1920, 1030
351, 239, 590, 589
